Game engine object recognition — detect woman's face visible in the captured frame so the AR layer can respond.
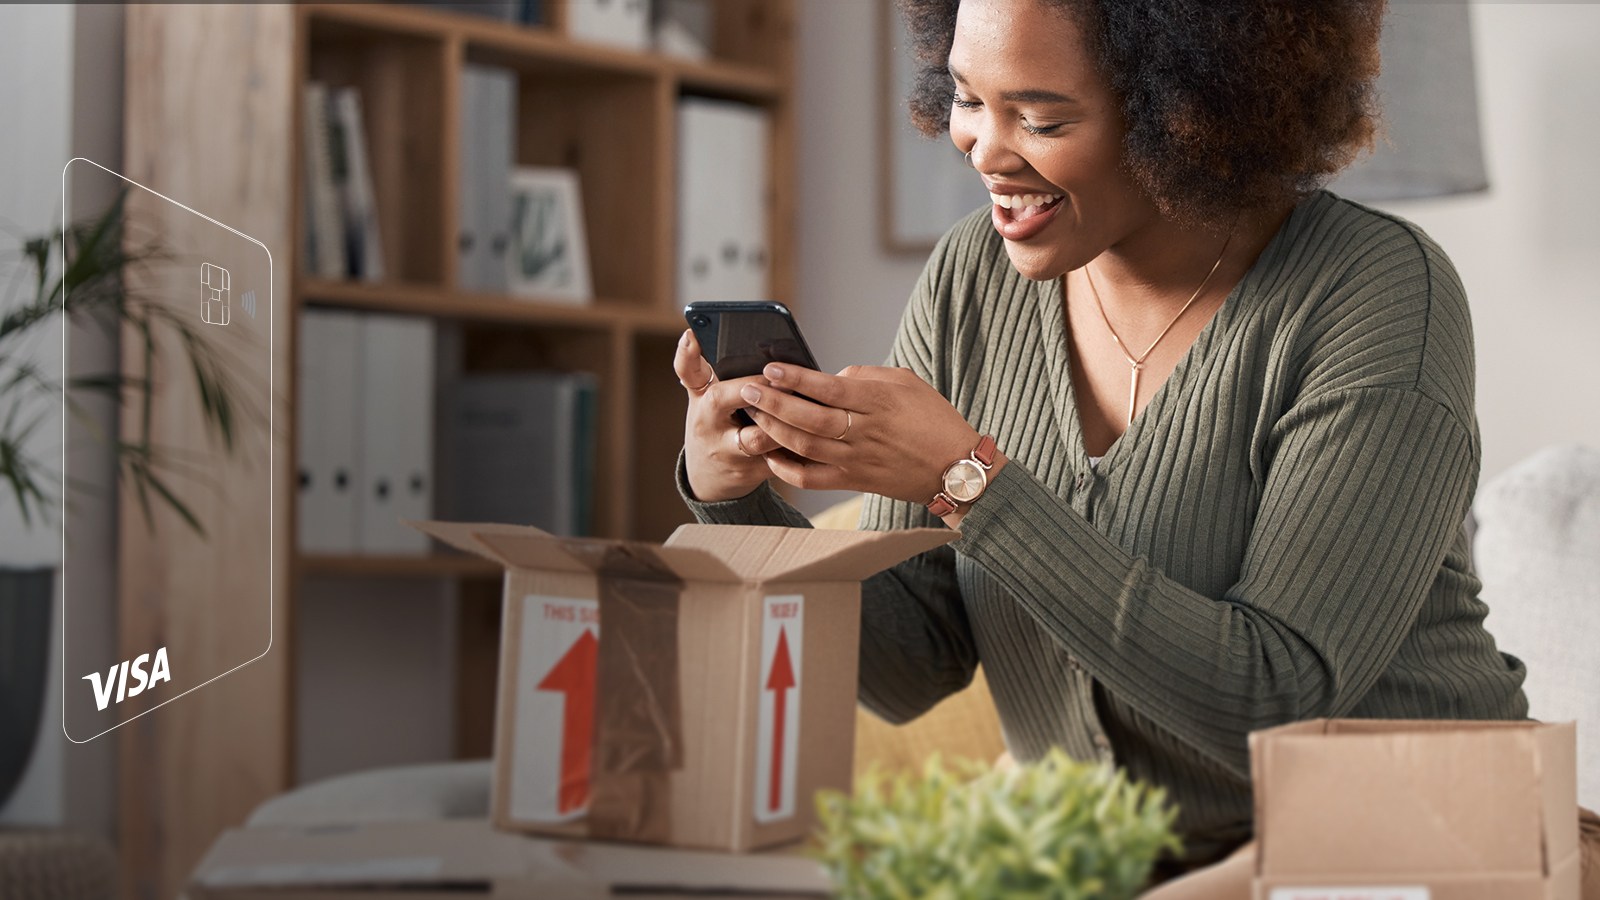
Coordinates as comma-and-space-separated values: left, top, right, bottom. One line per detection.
947, 0, 1154, 280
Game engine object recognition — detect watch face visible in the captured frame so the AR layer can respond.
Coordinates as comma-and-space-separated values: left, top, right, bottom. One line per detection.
943, 459, 987, 502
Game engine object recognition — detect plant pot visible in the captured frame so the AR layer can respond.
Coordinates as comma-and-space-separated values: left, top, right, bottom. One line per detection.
0, 566, 53, 811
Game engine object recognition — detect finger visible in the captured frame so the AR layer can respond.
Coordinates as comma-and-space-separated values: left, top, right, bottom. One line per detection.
839, 364, 921, 385
731, 423, 780, 457
748, 407, 840, 464
739, 381, 850, 439
764, 447, 844, 492
701, 375, 771, 420
759, 363, 862, 410
674, 330, 716, 393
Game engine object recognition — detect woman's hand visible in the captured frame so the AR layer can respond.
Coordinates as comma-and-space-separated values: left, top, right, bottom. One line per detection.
738, 363, 999, 507
674, 329, 786, 502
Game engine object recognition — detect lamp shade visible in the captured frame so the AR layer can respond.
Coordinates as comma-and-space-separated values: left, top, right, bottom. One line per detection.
1331, 2, 1488, 201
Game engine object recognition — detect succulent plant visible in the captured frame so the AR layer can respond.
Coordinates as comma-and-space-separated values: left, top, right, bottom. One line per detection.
814, 748, 1180, 900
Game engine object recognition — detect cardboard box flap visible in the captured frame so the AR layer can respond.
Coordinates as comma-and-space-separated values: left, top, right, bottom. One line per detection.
554, 537, 746, 583
1251, 719, 1553, 878
665, 524, 953, 582
404, 520, 562, 569
1539, 721, 1581, 872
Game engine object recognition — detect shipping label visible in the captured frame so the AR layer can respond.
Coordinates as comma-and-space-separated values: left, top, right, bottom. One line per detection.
754, 594, 803, 823
1270, 888, 1429, 900
510, 595, 600, 823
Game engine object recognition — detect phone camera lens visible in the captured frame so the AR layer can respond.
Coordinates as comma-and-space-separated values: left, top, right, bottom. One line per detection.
691, 315, 711, 328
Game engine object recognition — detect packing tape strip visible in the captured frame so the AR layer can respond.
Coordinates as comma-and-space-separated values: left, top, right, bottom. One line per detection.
587, 547, 684, 843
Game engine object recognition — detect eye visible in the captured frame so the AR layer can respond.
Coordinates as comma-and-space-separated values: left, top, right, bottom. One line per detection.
1022, 119, 1063, 136
951, 92, 981, 110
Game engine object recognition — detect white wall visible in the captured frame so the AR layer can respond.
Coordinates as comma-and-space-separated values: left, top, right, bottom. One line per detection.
0, 2, 123, 838
790, 1, 927, 517
1381, 3, 1600, 481
791, 2, 1600, 509
0, 1, 75, 831
0, 5, 72, 568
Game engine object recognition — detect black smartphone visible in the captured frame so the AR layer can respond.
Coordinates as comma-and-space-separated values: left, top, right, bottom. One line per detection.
684, 301, 822, 425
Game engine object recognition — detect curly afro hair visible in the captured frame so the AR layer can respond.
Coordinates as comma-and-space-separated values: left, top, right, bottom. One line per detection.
900, 0, 1386, 227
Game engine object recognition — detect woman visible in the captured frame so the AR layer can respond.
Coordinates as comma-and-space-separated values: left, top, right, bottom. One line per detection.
673, 0, 1599, 889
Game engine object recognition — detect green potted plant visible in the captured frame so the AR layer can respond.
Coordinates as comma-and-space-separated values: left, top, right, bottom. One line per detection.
0, 192, 245, 808
814, 749, 1181, 900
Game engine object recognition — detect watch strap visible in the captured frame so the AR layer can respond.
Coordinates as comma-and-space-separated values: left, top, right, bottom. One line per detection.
927, 492, 958, 518
972, 434, 997, 468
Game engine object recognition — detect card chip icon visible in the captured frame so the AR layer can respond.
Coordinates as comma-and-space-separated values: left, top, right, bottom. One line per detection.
201, 262, 231, 326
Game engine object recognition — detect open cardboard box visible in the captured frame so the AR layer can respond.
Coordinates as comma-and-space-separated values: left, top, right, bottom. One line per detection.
409, 521, 954, 853
1250, 718, 1580, 900
185, 818, 832, 899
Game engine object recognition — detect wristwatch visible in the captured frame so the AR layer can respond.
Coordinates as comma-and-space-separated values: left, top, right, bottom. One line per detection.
927, 434, 998, 517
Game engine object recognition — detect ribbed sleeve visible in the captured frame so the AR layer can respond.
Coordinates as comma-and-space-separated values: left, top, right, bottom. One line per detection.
678, 191, 1527, 858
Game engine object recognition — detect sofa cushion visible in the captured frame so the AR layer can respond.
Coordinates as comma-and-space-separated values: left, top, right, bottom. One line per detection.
1476, 443, 1600, 810
245, 760, 491, 828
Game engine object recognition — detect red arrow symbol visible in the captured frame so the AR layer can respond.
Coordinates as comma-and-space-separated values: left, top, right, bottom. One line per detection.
765, 626, 797, 813
537, 628, 598, 815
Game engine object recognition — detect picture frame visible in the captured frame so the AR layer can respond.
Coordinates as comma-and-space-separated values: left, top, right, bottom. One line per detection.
507, 166, 594, 304
879, 0, 992, 254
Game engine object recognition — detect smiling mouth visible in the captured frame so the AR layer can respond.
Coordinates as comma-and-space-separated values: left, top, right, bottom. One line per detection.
991, 192, 1065, 222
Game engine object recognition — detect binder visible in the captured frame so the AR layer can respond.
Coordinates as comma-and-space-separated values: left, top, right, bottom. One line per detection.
677, 98, 771, 304
654, 0, 713, 60
296, 310, 363, 553
358, 315, 435, 555
457, 65, 517, 292
446, 371, 597, 536
566, 0, 649, 50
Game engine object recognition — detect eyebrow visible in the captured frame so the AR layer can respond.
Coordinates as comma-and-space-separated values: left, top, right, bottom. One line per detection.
948, 64, 1078, 105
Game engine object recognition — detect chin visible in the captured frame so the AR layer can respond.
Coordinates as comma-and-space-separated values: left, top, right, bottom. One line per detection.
1001, 241, 1076, 283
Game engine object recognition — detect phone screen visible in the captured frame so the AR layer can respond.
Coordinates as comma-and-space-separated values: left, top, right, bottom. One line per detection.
685, 303, 819, 381
685, 302, 822, 427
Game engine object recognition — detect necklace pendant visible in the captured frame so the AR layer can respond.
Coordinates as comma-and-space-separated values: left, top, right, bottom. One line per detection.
1127, 363, 1141, 429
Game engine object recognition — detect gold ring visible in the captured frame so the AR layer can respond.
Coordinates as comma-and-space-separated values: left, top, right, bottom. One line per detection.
833, 410, 852, 441
734, 428, 754, 457
681, 372, 715, 393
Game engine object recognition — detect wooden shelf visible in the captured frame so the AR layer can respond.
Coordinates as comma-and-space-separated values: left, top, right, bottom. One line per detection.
122, 3, 793, 897
304, 2, 783, 101
296, 552, 503, 580
299, 277, 685, 333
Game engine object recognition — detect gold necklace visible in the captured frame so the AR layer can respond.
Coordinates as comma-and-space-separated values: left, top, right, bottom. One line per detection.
1083, 231, 1234, 428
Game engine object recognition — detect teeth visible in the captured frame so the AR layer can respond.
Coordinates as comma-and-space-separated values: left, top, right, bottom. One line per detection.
990, 192, 1062, 210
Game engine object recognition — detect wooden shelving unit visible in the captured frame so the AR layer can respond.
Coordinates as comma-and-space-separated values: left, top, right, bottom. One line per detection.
120, 3, 794, 897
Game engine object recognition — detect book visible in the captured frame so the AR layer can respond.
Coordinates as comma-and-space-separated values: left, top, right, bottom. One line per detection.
302, 82, 346, 279
331, 86, 385, 282
445, 371, 597, 536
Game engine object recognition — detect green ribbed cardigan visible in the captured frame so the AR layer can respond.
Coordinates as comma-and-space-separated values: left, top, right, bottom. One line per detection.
679, 191, 1528, 860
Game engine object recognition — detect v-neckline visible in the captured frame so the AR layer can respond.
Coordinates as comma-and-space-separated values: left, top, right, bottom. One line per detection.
1031, 198, 1310, 477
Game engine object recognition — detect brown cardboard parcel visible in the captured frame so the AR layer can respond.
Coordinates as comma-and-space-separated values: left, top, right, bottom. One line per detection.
186, 818, 832, 899
1250, 718, 1580, 900
408, 520, 955, 853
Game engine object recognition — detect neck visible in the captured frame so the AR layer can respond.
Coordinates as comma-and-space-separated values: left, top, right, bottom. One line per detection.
1083, 202, 1294, 312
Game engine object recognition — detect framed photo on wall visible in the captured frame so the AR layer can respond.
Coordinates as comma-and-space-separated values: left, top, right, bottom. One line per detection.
880, 0, 992, 254
507, 167, 593, 304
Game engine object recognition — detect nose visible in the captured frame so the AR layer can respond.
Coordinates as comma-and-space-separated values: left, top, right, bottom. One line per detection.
950, 113, 1021, 176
